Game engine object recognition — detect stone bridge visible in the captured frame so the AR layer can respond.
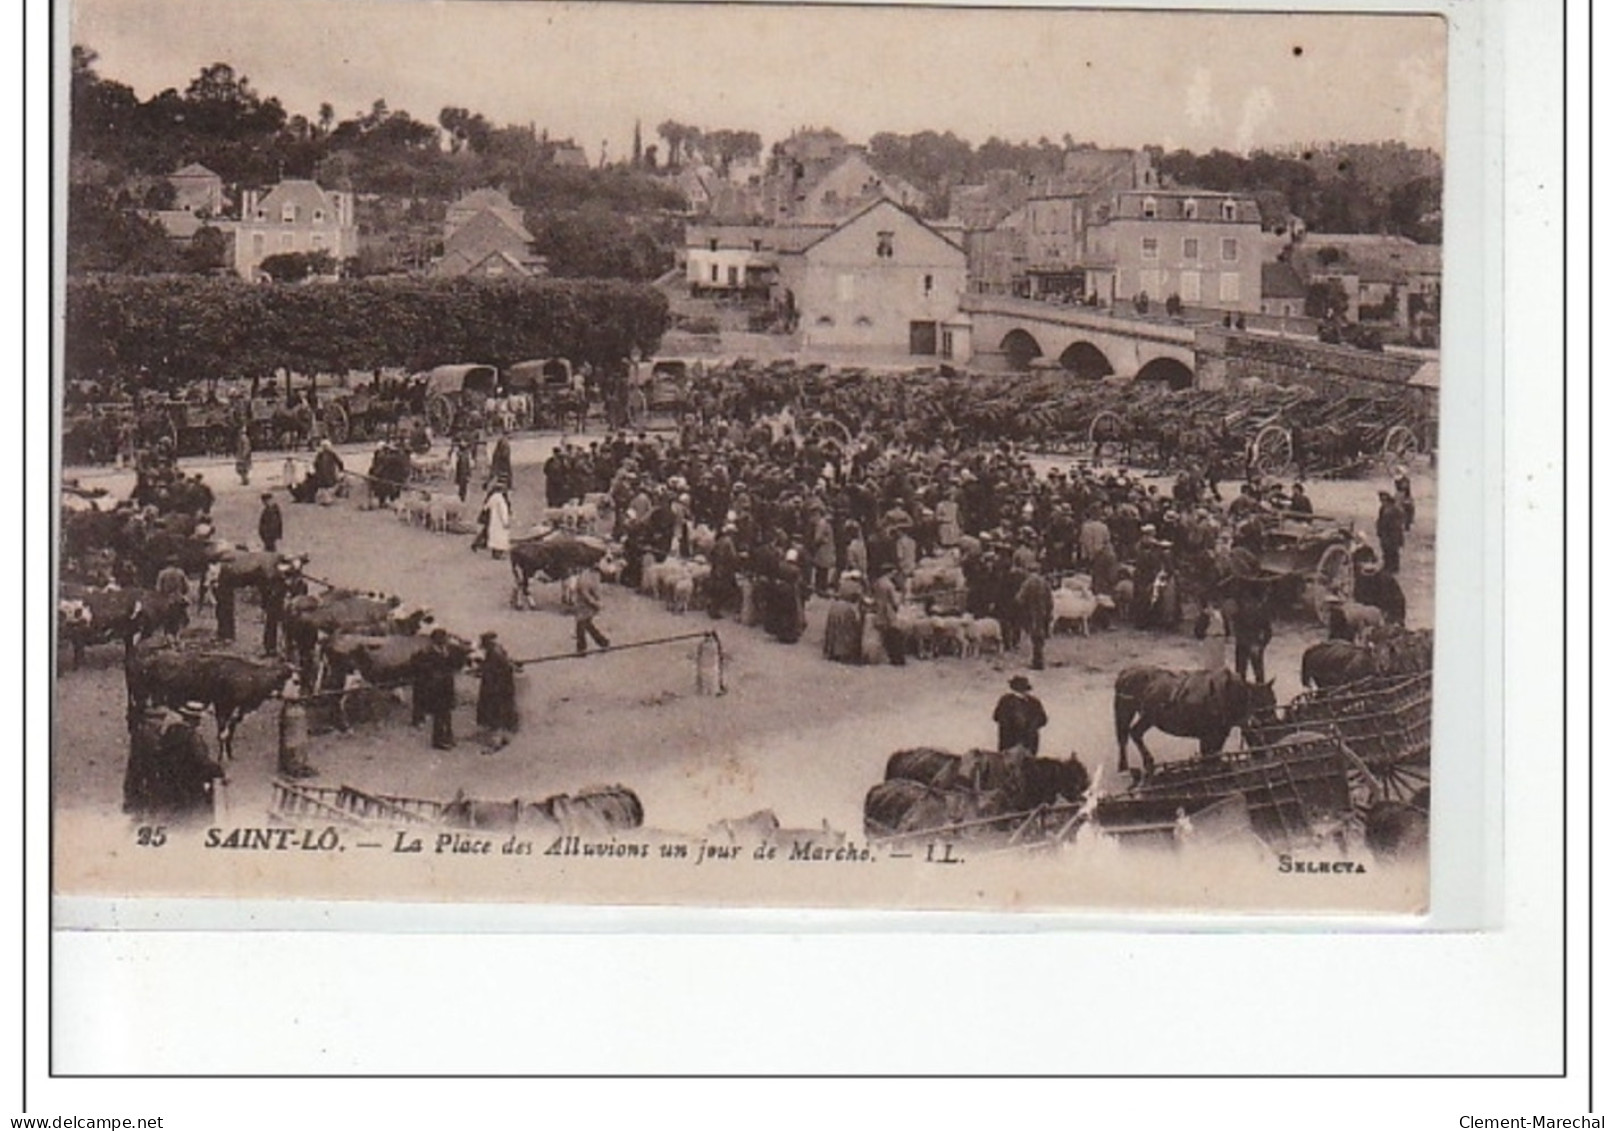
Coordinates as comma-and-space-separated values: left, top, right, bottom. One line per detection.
961, 294, 1200, 388
960, 294, 1428, 396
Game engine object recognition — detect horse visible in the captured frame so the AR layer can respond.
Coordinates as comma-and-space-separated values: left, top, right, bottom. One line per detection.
1112, 666, 1276, 781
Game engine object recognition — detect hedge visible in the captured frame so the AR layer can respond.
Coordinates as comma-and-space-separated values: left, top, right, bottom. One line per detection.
63, 276, 671, 388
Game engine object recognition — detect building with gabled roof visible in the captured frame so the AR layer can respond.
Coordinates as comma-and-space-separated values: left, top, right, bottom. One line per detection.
774, 198, 968, 357
435, 200, 544, 278
167, 162, 225, 217
233, 179, 358, 279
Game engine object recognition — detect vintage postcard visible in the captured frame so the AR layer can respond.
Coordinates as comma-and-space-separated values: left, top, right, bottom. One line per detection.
53, 0, 1449, 915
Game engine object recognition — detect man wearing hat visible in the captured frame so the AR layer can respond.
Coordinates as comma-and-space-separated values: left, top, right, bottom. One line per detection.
871, 563, 906, 666
128, 701, 224, 822
992, 675, 1048, 755
1375, 490, 1405, 574
258, 491, 284, 553
474, 631, 520, 747
414, 628, 461, 750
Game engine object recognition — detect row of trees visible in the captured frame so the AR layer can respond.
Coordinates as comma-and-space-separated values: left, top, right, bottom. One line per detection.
64, 277, 671, 388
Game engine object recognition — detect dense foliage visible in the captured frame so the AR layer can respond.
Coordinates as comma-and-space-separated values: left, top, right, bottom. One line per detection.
64, 277, 671, 386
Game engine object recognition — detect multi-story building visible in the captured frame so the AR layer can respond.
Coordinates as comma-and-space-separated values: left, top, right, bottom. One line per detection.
232, 179, 358, 280
1081, 189, 1264, 314
774, 198, 968, 357
436, 188, 545, 278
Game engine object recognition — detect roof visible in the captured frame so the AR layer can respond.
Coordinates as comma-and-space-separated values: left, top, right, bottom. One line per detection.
149, 210, 208, 240
452, 188, 519, 213
251, 180, 346, 222
170, 162, 220, 180
792, 197, 965, 257
1293, 235, 1443, 285
443, 208, 537, 263
1261, 261, 1309, 299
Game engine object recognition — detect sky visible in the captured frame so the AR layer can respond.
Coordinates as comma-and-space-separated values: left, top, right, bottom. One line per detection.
68, 0, 1447, 162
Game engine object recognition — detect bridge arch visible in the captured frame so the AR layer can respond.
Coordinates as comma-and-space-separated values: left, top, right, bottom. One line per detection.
1135, 355, 1196, 391
1000, 329, 1044, 370
1057, 340, 1115, 380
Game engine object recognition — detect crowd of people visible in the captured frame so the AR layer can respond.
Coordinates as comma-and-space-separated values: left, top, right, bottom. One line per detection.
527, 382, 1415, 666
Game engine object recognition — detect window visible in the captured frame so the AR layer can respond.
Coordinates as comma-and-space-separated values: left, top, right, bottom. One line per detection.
709, 264, 719, 283
1142, 196, 1158, 219
1182, 237, 1200, 260
1221, 238, 1239, 262
311, 233, 325, 250
255, 209, 266, 221
282, 203, 297, 222
1180, 270, 1201, 303
752, 238, 762, 252
313, 209, 325, 223
1221, 200, 1238, 221
708, 238, 718, 252
876, 231, 894, 259
923, 273, 934, 296
837, 274, 857, 302
727, 266, 739, 287
252, 233, 265, 257
1182, 198, 1198, 220
1141, 237, 1159, 260
1219, 272, 1241, 303
279, 233, 294, 249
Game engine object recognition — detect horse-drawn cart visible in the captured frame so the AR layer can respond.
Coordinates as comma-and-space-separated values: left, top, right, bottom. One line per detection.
507, 358, 583, 431
628, 358, 696, 428
1244, 670, 1432, 809
1247, 513, 1365, 622
422, 364, 499, 436
1093, 730, 1361, 852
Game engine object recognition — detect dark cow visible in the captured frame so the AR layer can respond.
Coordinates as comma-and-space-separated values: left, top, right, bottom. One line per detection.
862, 778, 1013, 838
322, 632, 471, 690
134, 531, 229, 588
510, 533, 607, 609
126, 645, 293, 760
1301, 640, 1378, 690
58, 585, 183, 669
285, 591, 432, 686
1112, 666, 1277, 780
883, 746, 1089, 810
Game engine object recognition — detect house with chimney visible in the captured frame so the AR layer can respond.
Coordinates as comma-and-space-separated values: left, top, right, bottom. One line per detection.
231, 179, 358, 280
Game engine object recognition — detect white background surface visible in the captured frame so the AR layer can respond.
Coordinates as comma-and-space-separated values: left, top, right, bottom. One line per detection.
12, 0, 1594, 1123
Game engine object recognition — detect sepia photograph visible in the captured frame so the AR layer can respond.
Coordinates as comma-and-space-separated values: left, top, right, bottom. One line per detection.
53, 0, 1449, 914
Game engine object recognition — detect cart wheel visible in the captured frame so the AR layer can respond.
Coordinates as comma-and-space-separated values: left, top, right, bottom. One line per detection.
1088, 410, 1124, 463
324, 401, 351, 445
627, 389, 648, 427
426, 394, 455, 436
1252, 424, 1292, 477
1344, 746, 1430, 826
1382, 424, 1418, 469
808, 418, 853, 449
1312, 544, 1356, 624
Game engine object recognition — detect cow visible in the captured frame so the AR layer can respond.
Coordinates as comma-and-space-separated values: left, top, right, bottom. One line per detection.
321, 631, 471, 692
285, 591, 432, 687
884, 746, 1089, 811
126, 645, 293, 760
58, 584, 183, 669
509, 532, 608, 610
130, 531, 231, 589
1300, 641, 1381, 691
1112, 666, 1277, 781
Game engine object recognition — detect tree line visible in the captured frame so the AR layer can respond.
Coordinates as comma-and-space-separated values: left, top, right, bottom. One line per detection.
64, 277, 671, 389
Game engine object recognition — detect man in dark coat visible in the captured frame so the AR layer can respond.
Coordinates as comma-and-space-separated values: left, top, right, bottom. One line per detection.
475, 631, 520, 744
1015, 571, 1055, 671
413, 629, 460, 750
125, 703, 224, 823
312, 440, 344, 490
487, 434, 513, 490
1376, 491, 1405, 574
993, 675, 1048, 755
258, 493, 283, 552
